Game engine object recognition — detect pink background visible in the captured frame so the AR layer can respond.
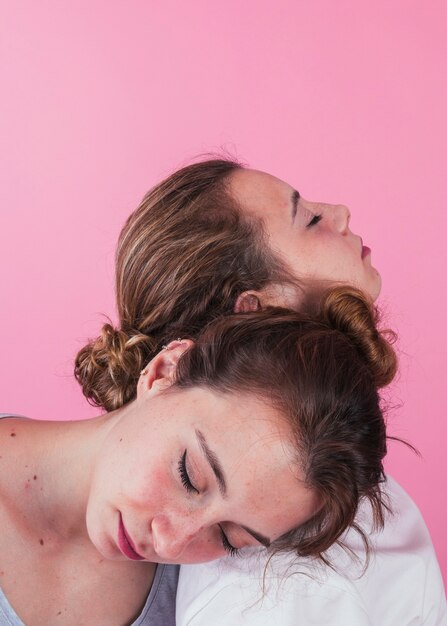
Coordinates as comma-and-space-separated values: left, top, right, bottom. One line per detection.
1, 1, 446, 583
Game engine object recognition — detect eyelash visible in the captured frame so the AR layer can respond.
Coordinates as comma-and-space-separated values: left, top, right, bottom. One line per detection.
178, 450, 240, 557
307, 214, 322, 227
178, 450, 199, 494
219, 524, 241, 557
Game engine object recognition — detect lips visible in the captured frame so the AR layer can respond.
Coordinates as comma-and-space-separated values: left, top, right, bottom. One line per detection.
118, 513, 145, 561
361, 245, 371, 259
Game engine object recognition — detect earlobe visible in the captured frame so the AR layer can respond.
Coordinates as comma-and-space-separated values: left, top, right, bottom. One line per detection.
234, 291, 261, 313
137, 339, 194, 397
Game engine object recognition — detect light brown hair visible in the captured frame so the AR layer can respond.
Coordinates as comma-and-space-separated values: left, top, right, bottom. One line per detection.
74, 158, 398, 559
76, 158, 294, 411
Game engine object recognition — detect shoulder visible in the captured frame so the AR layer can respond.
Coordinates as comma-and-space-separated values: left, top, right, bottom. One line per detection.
134, 564, 179, 626
0, 415, 29, 436
334, 475, 446, 624
177, 553, 371, 626
343, 474, 434, 554
0, 589, 24, 626
0, 416, 34, 460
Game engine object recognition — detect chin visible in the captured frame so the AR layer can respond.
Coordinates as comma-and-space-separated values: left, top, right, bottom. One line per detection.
86, 508, 119, 560
368, 270, 382, 301
92, 531, 122, 560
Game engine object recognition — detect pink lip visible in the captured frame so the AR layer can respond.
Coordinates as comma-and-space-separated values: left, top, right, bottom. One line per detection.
361, 245, 371, 259
118, 513, 145, 561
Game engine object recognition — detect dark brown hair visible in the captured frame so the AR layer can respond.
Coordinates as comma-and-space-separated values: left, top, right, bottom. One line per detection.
172, 287, 397, 560
75, 158, 294, 411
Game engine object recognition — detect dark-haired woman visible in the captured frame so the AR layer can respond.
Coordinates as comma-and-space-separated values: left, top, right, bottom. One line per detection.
0, 289, 393, 625
72, 159, 444, 625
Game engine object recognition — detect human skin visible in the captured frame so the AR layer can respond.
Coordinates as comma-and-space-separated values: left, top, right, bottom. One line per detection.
0, 344, 317, 568
86, 341, 318, 564
0, 341, 318, 624
229, 169, 381, 308
0, 168, 386, 625
83, 170, 382, 566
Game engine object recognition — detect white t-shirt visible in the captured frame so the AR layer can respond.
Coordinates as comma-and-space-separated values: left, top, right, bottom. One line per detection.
177, 476, 446, 625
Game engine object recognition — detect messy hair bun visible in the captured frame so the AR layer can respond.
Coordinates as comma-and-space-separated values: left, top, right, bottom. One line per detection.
75, 157, 294, 411
321, 287, 397, 388
74, 323, 156, 412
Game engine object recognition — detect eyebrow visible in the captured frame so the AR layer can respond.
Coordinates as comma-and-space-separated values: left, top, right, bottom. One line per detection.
291, 189, 300, 222
195, 429, 227, 496
241, 525, 271, 548
195, 429, 272, 548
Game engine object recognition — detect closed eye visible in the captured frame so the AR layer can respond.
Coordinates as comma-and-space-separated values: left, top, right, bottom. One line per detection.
179, 452, 240, 556
307, 213, 322, 227
178, 450, 199, 494
218, 524, 241, 557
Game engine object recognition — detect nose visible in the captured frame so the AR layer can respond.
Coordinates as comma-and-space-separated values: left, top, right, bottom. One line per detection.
330, 203, 351, 234
151, 514, 203, 560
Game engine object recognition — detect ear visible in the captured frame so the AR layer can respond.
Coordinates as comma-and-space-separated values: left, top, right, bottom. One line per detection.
234, 291, 262, 313
235, 285, 303, 312
137, 339, 194, 398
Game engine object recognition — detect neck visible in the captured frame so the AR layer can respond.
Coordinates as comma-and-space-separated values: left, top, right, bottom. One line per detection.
0, 409, 127, 544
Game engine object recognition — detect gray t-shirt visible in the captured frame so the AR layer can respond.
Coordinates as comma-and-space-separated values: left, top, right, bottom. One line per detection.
0, 564, 179, 626
0, 415, 179, 625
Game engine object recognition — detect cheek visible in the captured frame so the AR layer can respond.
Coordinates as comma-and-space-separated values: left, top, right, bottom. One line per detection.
181, 534, 224, 564
132, 464, 173, 508
285, 239, 333, 279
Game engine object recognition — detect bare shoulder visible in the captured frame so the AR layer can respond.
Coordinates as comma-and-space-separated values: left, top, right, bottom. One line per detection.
0, 417, 37, 514
0, 416, 33, 461
0, 414, 29, 434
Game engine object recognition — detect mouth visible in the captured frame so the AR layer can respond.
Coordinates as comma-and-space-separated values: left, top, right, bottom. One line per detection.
118, 513, 145, 561
359, 237, 371, 259
361, 245, 371, 259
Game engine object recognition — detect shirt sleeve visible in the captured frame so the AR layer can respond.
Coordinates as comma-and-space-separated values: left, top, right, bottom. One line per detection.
178, 569, 372, 626
176, 476, 446, 626
177, 552, 372, 626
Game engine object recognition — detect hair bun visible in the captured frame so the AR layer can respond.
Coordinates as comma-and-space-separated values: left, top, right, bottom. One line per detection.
74, 323, 157, 412
320, 287, 397, 388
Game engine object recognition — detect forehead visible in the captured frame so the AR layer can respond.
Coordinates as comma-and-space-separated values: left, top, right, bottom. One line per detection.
170, 386, 290, 444
177, 389, 317, 536
168, 387, 298, 483
228, 168, 294, 219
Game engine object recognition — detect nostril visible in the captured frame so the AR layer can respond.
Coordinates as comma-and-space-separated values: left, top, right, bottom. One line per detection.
338, 203, 350, 217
